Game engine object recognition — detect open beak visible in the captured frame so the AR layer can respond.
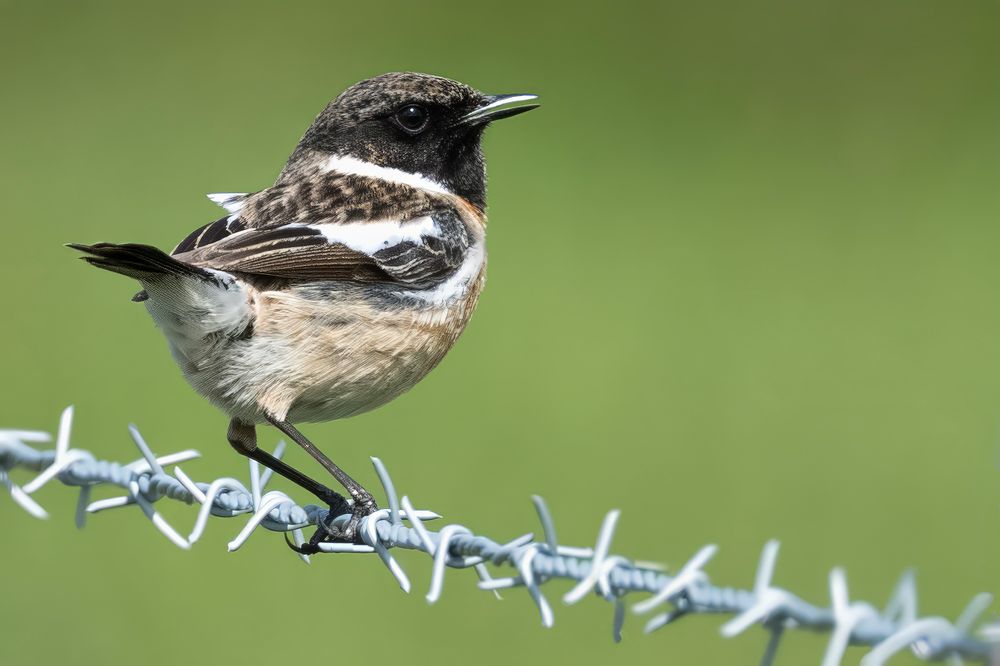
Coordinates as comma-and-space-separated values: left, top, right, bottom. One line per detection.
457, 94, 540, 127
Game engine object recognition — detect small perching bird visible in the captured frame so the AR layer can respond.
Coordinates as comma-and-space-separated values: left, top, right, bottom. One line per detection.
70, 72, 538, 548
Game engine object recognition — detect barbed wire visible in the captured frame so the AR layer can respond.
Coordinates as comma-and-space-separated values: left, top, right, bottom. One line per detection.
1, 406, 997, 664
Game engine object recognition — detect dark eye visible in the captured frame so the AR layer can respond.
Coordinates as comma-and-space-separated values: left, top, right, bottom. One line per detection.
394, 104, 429, 133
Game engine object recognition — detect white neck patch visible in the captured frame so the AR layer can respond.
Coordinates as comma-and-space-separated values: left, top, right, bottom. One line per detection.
322, 154, 452, 196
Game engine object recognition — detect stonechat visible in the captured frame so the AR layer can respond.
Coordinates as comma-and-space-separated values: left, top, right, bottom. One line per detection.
69, 72, 538, 547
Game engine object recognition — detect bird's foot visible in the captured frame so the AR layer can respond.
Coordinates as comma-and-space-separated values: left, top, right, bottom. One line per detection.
319, 490, 378, 543
285, 532, 321, 555
284, 491, 378, 554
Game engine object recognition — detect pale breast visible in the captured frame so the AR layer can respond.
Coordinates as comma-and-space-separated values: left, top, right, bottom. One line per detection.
177, 189, 489, 424
203, 243, 487, 424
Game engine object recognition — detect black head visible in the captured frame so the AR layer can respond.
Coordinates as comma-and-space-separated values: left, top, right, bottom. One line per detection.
282, 72, 538, 209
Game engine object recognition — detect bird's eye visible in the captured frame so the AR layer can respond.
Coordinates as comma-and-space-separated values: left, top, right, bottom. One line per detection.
394, 104, 429, 134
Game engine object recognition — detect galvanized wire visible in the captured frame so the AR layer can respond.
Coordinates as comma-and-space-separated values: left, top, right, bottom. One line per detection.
1, 406, 997, 664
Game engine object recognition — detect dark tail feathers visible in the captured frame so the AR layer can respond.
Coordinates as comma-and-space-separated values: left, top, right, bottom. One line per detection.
67, 242, 214, 282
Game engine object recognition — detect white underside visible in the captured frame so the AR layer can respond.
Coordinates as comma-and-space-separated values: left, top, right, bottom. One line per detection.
143, 270, 251, 366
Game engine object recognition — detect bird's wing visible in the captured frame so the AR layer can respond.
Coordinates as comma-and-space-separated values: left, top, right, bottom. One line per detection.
173, 209, 472, 289
173, 215, 250, 255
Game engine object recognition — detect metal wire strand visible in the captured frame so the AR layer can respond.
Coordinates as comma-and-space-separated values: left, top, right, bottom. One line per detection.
1, 407, 997, 665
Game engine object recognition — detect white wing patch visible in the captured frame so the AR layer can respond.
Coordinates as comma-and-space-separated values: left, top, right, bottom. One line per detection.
305, 216, 484, 306
207, 192, 248, 215
308, 216, 441, 254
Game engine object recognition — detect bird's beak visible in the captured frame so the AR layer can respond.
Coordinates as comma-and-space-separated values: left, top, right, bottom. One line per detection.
457, 94, 540, 127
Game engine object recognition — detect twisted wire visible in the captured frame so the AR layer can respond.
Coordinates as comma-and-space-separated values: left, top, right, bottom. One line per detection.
1, 407, 996, 665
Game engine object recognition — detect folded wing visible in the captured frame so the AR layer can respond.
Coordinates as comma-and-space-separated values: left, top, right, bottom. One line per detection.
173, 210, 472, 290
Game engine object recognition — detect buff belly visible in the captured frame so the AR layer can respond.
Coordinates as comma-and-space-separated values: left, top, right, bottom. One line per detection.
173, 280, 482, 424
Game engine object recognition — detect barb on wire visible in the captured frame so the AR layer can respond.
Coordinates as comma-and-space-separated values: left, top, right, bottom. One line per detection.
1, 407, 998, 664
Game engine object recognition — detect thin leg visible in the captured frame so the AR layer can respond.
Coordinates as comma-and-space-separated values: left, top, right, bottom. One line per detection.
227, 419, 350, 516
264, 416, 377, 539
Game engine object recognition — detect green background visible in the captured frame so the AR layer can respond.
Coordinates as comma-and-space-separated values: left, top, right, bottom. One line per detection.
2, 1, 999, 664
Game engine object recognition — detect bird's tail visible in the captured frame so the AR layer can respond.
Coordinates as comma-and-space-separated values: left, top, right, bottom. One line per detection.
67, 242, 215, 282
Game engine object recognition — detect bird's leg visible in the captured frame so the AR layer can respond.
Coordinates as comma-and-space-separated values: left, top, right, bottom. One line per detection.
264, 416, 378, 542
227, 419, 351, 547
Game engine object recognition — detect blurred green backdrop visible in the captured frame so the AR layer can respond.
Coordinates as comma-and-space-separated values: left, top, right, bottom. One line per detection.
2, 1, 1000, 664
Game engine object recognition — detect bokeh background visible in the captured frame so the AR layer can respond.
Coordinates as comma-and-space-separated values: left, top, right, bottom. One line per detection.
2, 1, 1000, 663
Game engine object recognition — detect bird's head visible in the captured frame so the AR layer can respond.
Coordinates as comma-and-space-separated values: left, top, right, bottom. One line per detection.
282, 72, 539, 209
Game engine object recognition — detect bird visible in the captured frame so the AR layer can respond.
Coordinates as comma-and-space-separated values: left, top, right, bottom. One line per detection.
69, 72, 538, 549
